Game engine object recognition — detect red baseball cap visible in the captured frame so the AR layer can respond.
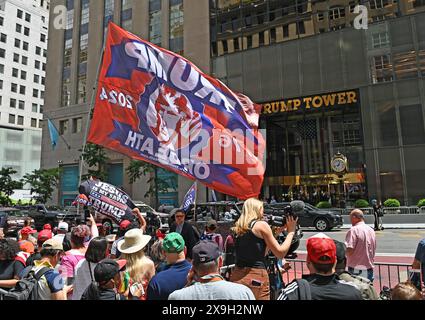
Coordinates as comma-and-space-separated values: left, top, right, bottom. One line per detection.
306, 233, 336, 265
38, 229, 53, 242
21, 226, 37, 235
119, 220, 131, 230
43, 224, 52, 230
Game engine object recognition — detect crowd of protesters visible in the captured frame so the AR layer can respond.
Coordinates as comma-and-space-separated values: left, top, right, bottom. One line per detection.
0, 198, 424, 301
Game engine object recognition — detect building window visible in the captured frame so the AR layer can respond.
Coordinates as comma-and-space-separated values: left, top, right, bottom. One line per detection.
121, 0, 133, 31
12, 68, 18, 77
222, 40, 228, 53
35, 60, 40, 69
14, 38, 20, 48
169, 0, 184, 54
24, 27, 30, 36
25, 13, 31, 22
0, 64, 3, 74
414, 0, 425, 7
40, 34, 46, 42
393, 51, 418, 80
23, 41, 28, 51
0, 33, 6, 43
16, 24, 22, 33
0, 49, 5, 58
13, 53, 19, 62
329, 6, 345, 20
297, 21, 306, 35
17, 116, 24, 126
372, 31, 390, 48
234, 37, 240, 50
0, 17, 3, 26
9, 114, 15, 124
22, 56, 28, 65
21, 70, 26, 80
59, 120, 69, 135
32, 104, 38, 113
36, 46, 41, 55
283, 25, 289, 38
72, 117, 82, 133
18, 100, 25, 110
33, 89, 39, 98
103, 0, 115, 40
31, 118, 37, 128
247, 35, 252, 48
34, 74, 40, 83
317, 12, 324, 21
77, 73, 87, 104
79, 33, 88, 63
10, 98, 17, 108
149, 0, 162, 46
17, 9, 23, 19
0, 79, 2, 89
349, 1, 357, 13
11, 83, 17, 93
371, 54, 394, 83
370, 0, 391, 10
19, 86, 25, 95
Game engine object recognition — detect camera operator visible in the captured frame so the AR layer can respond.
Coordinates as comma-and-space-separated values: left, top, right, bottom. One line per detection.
229, 198, 298, 300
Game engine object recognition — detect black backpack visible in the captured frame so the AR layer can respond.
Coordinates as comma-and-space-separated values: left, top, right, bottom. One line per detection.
3, 266, 50, 300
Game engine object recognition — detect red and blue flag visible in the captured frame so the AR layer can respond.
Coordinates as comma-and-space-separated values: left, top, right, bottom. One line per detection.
88, 23, 265, 199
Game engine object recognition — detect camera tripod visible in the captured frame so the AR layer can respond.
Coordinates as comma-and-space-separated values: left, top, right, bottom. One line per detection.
266, 253, 285, 300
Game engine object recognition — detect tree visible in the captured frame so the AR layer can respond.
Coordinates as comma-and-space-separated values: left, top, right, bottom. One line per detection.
0, 167, 23, 206
80, 143, 109, 181
126, 160, 172, 207
23, 168, 61, 203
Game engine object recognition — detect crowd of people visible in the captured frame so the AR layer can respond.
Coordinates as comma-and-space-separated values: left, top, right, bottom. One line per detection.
0, 199, 424, 301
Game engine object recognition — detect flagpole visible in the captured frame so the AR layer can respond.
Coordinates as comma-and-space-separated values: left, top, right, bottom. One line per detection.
77, 24, 109, 220
194, 181, 198, 222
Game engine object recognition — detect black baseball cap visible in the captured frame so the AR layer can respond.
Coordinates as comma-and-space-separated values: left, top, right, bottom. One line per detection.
192, 240, 221, 265
333, 240, 346, 263
94, 259, 127, 284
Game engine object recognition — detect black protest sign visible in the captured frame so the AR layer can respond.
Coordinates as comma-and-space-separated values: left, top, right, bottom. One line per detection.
78, 179, 136, 224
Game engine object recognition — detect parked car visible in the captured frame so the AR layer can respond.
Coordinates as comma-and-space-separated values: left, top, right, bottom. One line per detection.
264, 202, 343, 231
0, 207, 35, 237
16, 204, 80, 231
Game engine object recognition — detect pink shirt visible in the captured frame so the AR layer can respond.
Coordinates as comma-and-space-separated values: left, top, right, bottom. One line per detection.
345, 221, 376, 269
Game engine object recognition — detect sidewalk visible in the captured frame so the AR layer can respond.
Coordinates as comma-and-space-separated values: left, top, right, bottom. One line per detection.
340, 223, 425, 229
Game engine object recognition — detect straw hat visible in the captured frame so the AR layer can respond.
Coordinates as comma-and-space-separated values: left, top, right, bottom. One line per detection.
117, 229, 151, 254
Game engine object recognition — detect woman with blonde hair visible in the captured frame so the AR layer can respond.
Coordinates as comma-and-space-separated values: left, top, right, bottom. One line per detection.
230, 198, 298, 300
117, 228, 155, 300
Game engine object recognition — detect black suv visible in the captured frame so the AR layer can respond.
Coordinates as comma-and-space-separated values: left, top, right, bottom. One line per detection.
16, 204, 81, 231
264, 202, 343, 231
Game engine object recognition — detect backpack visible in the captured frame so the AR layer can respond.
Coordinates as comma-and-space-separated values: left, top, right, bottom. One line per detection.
3, 266, 50, 300
284, 279, 312, 300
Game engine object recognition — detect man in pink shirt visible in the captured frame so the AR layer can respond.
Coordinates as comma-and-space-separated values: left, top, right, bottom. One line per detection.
345, 209, 376, 282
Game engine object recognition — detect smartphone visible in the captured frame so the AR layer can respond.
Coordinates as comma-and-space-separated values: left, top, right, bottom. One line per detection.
251, 279, 262, 287
130, 282, 145, 297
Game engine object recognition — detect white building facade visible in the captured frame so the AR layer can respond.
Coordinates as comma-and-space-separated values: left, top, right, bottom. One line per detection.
0, 0, 49, 179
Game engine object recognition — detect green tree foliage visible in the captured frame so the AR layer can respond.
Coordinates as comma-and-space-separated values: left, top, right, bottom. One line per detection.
126, 161, 172, 199
0, 167, 23, 206
383, 198, 401, 207
417, 199, 425, 207
80, 143, 109, 181
316, 201, 332, 209
354, 199, 370, 208
23, 168, 61, 203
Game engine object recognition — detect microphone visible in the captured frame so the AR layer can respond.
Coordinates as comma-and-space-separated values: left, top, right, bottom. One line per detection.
290, 200, 305, 214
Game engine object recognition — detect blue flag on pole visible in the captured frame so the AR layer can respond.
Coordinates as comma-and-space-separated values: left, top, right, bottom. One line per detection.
181, 182, 197, 212
48, 119, 59, 150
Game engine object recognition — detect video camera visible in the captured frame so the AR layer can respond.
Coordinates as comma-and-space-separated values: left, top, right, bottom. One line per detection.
266, 201, 305, 227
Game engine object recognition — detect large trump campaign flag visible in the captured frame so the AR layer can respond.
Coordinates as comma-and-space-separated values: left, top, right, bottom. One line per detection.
87, 23, 265, 199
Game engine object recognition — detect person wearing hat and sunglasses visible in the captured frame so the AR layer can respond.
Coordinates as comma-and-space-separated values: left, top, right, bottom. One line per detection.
168, 241, 255, 300
117, 228, 154, 300
81, 259, 127, 300
277, 233, 362, 300
147, 233, 192, 300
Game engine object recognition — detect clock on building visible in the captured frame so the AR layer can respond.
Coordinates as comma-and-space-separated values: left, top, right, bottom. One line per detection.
331, 153, 348, 174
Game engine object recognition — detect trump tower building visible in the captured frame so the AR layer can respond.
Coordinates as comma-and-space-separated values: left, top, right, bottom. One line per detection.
43, 0, 425, 207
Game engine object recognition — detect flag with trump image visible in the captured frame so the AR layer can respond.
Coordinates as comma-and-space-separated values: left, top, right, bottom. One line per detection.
88, 23, 265, 199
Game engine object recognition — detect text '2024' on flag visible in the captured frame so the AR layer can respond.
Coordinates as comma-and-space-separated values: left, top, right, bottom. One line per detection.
87, 22, 265, 199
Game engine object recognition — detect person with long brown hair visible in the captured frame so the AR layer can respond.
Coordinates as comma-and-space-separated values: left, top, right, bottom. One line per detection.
230, 198, 297, 300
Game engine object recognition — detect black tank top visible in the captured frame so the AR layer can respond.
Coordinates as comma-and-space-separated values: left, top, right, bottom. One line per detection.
234, 220, 267, 269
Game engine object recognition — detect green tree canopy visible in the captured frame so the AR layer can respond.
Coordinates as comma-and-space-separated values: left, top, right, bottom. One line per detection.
23, 168, 61, 203
0, 167, 23, 206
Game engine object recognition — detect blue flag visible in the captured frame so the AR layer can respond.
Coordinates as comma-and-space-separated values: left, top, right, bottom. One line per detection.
48, 119, 59, 150
181, 182, 197, 212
